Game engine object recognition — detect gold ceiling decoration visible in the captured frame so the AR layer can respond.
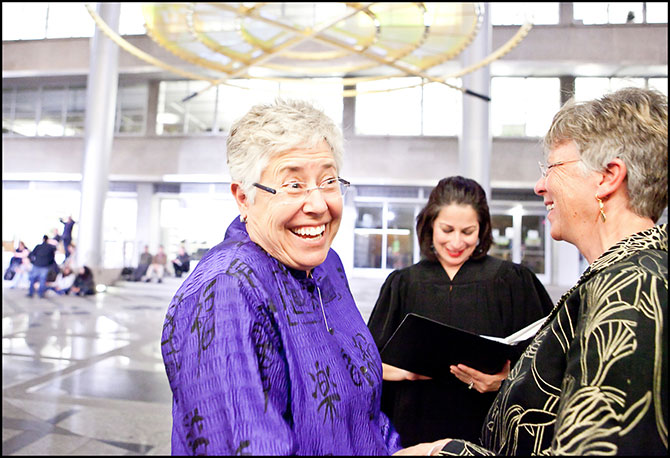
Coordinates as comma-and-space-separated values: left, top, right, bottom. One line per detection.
85, 3, 532, 100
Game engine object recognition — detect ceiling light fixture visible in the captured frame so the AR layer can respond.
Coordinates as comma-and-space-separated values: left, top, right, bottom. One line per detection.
85, 3, 532, 102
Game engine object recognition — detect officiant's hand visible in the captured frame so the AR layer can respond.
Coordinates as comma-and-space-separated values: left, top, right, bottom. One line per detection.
382, 363, 432, 381
449, 360, 511, 393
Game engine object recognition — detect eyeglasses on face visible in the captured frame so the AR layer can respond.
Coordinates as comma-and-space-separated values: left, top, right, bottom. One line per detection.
538, 159, 581, 178
253, 177, 350, 202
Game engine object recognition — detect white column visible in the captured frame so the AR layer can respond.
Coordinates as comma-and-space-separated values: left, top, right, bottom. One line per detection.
76, 2, 121, 270
135, 183, 154, 263
458, 3, 492, 199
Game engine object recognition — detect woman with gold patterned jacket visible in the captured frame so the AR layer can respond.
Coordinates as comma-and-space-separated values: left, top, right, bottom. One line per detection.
395, 87, 668, 456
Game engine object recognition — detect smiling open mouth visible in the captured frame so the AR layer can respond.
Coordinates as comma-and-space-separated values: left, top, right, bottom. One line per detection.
291, 225, 325, 239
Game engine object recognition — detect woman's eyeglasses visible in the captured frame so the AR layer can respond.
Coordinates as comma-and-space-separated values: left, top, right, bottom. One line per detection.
538, 159, 581, 178
253, 177, 350, 203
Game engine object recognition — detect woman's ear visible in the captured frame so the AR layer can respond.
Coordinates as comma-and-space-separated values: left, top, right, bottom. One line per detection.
230, 182, 250, 220
596, 158, 627, 199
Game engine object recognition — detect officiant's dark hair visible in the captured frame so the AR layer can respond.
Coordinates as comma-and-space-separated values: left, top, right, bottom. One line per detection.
416, 176, 493, 261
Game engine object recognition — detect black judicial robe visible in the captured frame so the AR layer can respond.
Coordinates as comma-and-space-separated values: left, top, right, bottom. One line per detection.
367, 255, 554, 447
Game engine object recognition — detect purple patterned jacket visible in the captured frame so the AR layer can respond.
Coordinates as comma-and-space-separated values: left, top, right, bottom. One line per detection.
161, 217, 401, 455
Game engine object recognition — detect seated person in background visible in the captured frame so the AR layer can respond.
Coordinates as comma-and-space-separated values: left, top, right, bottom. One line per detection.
171, 245, 191, 278
70, 266, 96, 296
144, 245, 167, 283
46, 265, 76, 295
7, 240, 31, 288
131, 245, 152, 281
61, 243, 77, 270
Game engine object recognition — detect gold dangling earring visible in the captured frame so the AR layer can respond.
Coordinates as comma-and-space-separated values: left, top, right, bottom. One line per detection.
596, 194, 606, 223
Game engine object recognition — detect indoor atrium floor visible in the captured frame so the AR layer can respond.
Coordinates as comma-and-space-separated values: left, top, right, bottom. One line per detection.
2, 272, 566, 455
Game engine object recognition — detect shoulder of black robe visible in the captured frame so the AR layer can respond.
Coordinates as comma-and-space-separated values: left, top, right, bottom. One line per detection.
491, 258, 555, 362
367, 267, 408, 350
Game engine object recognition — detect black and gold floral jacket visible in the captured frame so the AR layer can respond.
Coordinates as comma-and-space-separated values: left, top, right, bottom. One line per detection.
441, 224, 668, 456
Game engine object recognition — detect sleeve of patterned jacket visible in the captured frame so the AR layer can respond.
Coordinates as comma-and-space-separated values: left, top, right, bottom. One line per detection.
162, 274, 297, 455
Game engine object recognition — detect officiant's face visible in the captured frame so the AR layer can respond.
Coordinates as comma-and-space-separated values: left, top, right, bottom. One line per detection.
432, 204, 479, 271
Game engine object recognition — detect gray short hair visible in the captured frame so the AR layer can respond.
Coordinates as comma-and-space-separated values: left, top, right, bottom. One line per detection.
226, 99, 344, 203
544, 87, 668, 222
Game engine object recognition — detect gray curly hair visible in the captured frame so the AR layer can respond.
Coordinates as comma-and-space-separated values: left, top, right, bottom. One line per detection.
544, 87, 668, 222
226, 99, 344, 203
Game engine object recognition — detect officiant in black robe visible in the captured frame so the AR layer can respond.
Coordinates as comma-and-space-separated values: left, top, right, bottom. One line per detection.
367, 177, 554, 447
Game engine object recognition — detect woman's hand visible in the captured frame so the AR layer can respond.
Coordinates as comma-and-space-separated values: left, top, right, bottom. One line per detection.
382, 363, 432, 381
393, 439, 451, 455
449, 360, 511, 393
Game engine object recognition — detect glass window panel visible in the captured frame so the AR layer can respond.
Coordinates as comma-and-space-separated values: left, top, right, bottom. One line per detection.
117, 84, 147, 134
216, 79, 281, 133
102, 197, 138, 268
184, 83, 217, 134
576, 77, 646, 102
386, 233, 412, 270
65, 87, 86, 136
525, 78, 560, 137
158, 81, 186, 134
157, 81, 213, 135
575, 2, 643, 24
490, 214, 513, 261
37, 87, 65, 136
278, 78, 344, 128
354, 233, 382, 268
646, 2, 668, 23
521, 214, 546, 275
493, 77, 559, 137
386, 204, 416, 270
119, 2, 146, 35
574, 3, 610, 24
422, 80, 461, 136
3, 89, 15, 135
606, 3, 643, 23
2, 186, 80, 253
491, 2, 559, 25
574, 77, 610, 101
492, 77, 526, 136
355, 206, 383, 229
355, 77, 422, 136
610, 77, 645, 91
46, 3, 95, 38
649, 78, 668, 96
387, 205, 415, 231
13, 89, 39, 137
2, 3, 48, 40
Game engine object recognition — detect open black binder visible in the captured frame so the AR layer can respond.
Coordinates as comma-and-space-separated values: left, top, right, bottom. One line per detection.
379, 313, 515, 378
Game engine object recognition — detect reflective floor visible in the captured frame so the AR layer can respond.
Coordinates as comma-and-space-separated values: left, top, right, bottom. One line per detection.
2, 276, 182, 456
2, 273, 567, 455
1, 274, 385, 456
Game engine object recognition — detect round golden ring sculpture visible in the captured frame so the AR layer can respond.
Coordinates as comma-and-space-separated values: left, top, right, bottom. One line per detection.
85, 3, 532, 100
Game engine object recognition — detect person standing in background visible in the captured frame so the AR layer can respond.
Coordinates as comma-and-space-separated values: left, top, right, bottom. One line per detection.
59, 215, 75, 259
27, 235, 57, 298
368, 176, 554, 447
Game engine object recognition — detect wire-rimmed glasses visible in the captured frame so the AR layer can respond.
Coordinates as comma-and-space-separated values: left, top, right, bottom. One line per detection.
538, 159, 581, 178
253, 177, 350, 203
